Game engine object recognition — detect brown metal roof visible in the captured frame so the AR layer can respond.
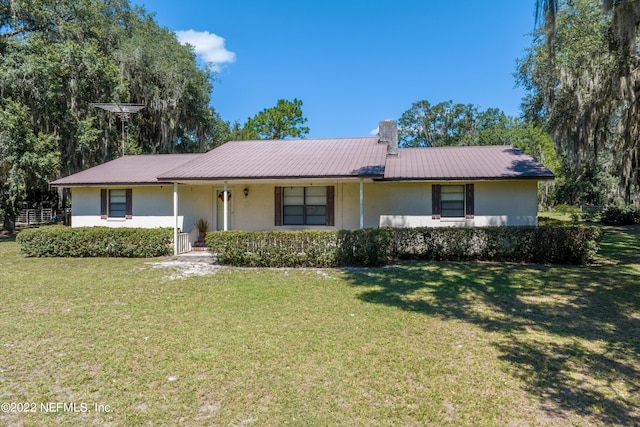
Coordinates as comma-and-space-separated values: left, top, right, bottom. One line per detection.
50, 154, 201, 186
159, 137, 387, 180
384, 146, 555, 180
51, 141, 554, 187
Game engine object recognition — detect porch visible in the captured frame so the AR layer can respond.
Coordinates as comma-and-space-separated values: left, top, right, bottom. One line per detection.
170, 179, 372, 255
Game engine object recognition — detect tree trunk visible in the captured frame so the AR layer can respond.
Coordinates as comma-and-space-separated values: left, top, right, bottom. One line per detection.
3, 215, 15, 234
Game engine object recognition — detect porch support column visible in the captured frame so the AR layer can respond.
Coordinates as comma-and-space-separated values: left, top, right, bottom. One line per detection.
173, 182, 178, 256
223, 181, 228, 231
359, 178, 364, 229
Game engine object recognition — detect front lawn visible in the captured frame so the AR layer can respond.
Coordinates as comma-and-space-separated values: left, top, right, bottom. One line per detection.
0, 227, 638, 426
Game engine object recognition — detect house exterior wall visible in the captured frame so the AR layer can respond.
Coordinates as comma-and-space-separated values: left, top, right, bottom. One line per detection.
229, 184, 269, 231
69, 180, 539, 232
70, 185, 214, 233
232, 182, 344, 231
181, 185, 215, 233
376, 180, 538, 227
207, 180, 539, 230
364, 182, 430, 228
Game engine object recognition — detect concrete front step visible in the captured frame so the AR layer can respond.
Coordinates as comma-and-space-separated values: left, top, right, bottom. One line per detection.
174, 251, 216, 262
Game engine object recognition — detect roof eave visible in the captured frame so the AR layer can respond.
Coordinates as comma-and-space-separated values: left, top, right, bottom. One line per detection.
50, 181, 165, 187
157, 174, 385, 181
379, 175, 555, 182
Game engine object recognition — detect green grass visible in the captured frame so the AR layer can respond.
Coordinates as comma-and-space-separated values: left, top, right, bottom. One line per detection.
0, 227, 638, 426
538, 210, 579, 224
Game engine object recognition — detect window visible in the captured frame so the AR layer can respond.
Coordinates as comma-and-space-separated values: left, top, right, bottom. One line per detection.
275, 186, 335, 226
441, 185, 464, 217
101, 189, 132, 219
109, 189, 127, 218
432, 184, 474, 219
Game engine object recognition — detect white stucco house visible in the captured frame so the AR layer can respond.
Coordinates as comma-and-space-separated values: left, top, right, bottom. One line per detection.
51, 120, 555, 254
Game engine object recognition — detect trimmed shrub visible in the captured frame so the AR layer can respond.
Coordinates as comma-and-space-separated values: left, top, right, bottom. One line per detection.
17, 226, 173, 257
207, 226, 603, 267
206, 230, 340, 267
336, 228, 392, 266
385, 226, 602, 264
17, 225, 603, 265
600, 206, 640, 226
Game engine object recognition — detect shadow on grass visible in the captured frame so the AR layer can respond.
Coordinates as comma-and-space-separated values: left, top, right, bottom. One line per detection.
342, 228, 640, 425
597, 226, 640, 265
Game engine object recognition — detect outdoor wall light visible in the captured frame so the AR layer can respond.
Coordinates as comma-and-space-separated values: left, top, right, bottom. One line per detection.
243, 187, 249, 198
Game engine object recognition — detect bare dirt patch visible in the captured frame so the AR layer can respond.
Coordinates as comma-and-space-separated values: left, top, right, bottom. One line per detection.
146, 260, 223, 280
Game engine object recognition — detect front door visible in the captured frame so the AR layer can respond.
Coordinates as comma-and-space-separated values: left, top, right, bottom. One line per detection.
215, 189, 234, 230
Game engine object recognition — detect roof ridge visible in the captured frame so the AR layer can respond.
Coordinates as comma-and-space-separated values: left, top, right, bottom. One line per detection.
397, 144, 514, 150
226, 136, 378, 143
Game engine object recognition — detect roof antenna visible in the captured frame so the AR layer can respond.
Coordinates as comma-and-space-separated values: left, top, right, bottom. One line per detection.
91, 103, 145, 157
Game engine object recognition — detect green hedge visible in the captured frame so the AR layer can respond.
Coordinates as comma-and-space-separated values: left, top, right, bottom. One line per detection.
600, 206, 640, 226
335, 228, 392, 266
387, 226, 602, 264
17, 225, 602, 264
17, 226, 173, 257
207, 230, 339, 267
207, 226, 603, 267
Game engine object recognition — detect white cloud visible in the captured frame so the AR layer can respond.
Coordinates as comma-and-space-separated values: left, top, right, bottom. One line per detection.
175, 29, 236, 70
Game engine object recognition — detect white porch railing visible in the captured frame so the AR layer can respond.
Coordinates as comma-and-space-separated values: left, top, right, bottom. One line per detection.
16, 208, 54, 225
176, 232, 191, 254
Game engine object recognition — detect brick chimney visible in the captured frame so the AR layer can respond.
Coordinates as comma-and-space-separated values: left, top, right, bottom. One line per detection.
379, 119, 398, 155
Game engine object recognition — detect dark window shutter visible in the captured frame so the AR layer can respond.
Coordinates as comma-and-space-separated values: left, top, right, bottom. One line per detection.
100, 189, 107, 219
274, 187, 283, 226
465, 184, 474, 219
326, 186, 335, 226
125, 189, 133, 219
432, 184, 441, 219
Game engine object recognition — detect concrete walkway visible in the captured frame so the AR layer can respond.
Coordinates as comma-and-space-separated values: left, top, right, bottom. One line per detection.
174, 251, 216, 262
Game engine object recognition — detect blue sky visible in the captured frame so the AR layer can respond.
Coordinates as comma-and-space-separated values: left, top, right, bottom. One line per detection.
135, 1, 537, 138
